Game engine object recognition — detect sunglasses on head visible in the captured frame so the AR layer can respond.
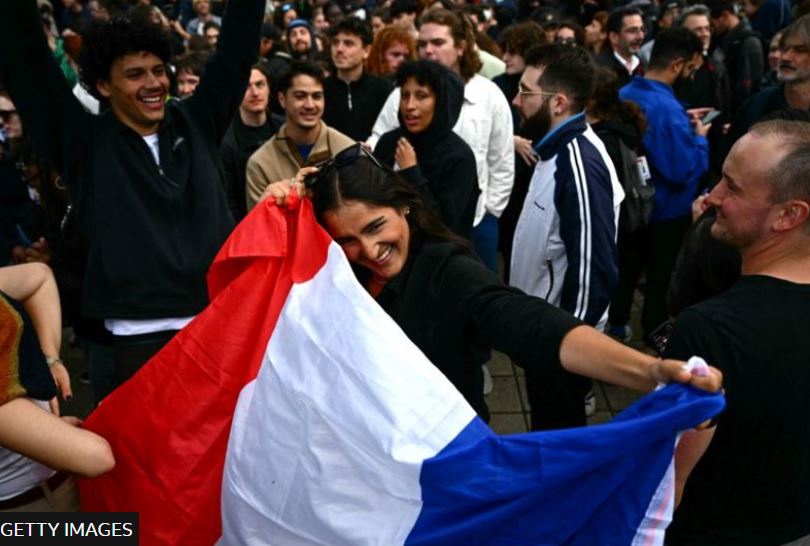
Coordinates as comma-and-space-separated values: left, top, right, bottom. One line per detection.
304, 143, 385, 189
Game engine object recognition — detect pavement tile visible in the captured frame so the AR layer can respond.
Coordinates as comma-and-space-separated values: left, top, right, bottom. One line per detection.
485, 376, 523, 412
587, 411, 614, 426
488, 351, 513, 376
602, 384, 643, 413
594, 381, 609, 412
489, 413, 529, 435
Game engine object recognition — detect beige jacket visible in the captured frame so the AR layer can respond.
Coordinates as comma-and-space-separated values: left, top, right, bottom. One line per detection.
245, 121, 355, 211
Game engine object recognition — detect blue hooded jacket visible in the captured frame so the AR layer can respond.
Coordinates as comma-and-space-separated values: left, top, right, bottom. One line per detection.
620, 77, 709, 223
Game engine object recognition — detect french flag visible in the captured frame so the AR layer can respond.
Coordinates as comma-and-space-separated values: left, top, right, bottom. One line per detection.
79, 196, 724, 545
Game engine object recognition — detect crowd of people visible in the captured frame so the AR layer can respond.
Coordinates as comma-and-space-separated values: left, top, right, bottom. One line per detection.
0, 0, 808, 543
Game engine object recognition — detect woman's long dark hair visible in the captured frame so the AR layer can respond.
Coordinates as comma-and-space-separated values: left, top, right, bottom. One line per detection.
587, 66, 647, 136
310, 157, 472, 257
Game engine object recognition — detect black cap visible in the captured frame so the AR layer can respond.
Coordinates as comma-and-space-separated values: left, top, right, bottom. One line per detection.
533, 8, 560, 28
661, 1, 684, 13
390, 0, 418, 19
262, 22, 281, 41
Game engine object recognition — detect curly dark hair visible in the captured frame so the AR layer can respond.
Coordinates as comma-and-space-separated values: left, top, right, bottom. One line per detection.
329, 16, 374, 46
78, 16, 172, 101
499, 21, 545, 56
587, 66, 647, 137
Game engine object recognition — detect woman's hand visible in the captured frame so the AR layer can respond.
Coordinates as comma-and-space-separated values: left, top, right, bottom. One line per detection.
559, 326, 723, 393
395, 137, 417, 170
649, 359, 723, 393
515, 135, 539, 166
259, 166, 319, 206
50, 360, 72, 402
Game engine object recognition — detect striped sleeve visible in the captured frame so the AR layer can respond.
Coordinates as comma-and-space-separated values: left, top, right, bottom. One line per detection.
553, 138, 619, 326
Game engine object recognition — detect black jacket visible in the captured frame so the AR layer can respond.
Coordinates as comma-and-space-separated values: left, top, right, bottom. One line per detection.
375, 241, 583, 420
0, 0, 264, 320
666, 208, 741, 317
374, 66, 478, 239
722, 83, 787, 162
675, 52, 730, 113
717, 20, 764, 114
591, 119, 642, 170
492, 71, 521, 130
594, 47, 645, 89
323, 72, 394, 142
219, 112, 282, 221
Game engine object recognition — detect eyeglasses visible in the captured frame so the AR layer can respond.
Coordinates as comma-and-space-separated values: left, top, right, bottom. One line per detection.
305, 142, 386, 189
517, 89, 557, 98
0, 109, 17, 122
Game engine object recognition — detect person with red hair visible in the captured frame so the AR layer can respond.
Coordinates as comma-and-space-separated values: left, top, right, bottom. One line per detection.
367, 26, 416, 79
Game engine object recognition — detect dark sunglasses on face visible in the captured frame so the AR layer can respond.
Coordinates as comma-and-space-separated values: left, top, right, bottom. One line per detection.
304, 142, 386, 189
0, 109, 18, 122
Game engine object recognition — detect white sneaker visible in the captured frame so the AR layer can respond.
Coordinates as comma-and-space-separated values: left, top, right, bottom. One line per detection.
584, 390, 597, 417
482, 364, 493, 396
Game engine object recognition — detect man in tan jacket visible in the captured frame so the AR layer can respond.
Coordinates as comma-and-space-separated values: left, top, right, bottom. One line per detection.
246, 61, 355, 210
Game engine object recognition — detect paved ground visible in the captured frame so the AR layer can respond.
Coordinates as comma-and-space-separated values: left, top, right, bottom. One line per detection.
58, 292, 653, 435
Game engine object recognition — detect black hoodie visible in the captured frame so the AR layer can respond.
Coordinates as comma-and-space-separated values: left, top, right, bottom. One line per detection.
374, 65, 479, 239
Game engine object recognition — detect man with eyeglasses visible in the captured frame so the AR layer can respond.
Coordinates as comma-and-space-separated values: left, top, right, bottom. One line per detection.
510, 44, 624, 431
674, 4, 730, 119
595, 6, 647, 88
608, 28, 710, 349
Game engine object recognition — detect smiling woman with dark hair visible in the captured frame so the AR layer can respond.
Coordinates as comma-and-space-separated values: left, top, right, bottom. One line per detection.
258, 152, 723, 421
373, 60, 478, 238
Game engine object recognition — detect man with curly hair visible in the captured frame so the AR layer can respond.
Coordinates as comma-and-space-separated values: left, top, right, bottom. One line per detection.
0, 0, 264, 384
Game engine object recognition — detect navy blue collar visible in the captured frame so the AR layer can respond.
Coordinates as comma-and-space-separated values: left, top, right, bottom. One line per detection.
533, 112, 587, 161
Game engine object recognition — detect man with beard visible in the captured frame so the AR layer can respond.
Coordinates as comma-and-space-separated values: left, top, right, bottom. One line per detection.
595, 6, 647, 88
674, 4, 730, 117
510, 44, 624, 430
245, 61, 354, 211
220, 63, 282, 221
323, 17, 393, 142
0, 0, 264, 382
726, 15, 810, 148
608, 28, 709, 347
286, 18, 319, 62
664, 119, 810, 546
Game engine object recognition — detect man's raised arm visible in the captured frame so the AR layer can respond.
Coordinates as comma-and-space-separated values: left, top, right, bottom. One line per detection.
0, 0, 88, 182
